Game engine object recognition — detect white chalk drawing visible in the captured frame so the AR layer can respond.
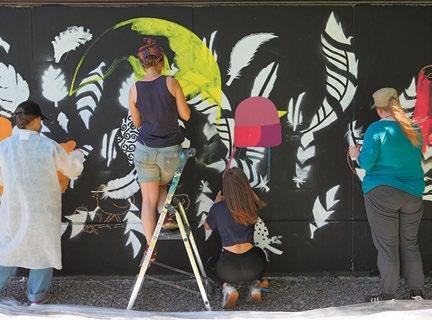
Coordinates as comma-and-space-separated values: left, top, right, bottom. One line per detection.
202, 31, 218, 61
310, 185, 340, 239
76, 62, 105, 129
0, 63, 30, 117
251, 61, 279, 98
101, 128, 119, 167
0, 36, 10, 53
226, 33, 278, 86
52, 26, 92, 63
42, 65, 68, 107
57, 112, 69, 133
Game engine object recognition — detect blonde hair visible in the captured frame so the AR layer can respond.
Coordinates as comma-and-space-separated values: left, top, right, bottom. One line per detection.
378, 97, 420, 147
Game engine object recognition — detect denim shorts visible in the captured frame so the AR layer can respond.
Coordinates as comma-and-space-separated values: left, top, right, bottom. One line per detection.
134, 143, 180, 184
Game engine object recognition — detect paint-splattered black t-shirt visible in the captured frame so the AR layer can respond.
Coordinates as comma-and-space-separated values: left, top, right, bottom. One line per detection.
206, 201, 254, 247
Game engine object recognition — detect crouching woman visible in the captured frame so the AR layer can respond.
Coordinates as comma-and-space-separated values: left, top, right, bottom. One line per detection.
204, 168, 267, 309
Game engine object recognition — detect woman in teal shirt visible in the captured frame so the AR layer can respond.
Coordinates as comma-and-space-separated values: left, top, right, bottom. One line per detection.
350, 88, 425, 302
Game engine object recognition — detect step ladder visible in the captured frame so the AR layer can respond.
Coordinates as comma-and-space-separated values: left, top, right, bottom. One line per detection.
127, 148, 212, 311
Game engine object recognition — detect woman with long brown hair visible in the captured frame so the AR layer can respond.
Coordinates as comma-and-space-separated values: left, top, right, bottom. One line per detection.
204, 168, 267, 309
349, 88, 425, 302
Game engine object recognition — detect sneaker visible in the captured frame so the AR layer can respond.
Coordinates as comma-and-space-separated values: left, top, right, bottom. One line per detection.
246, 280, 262, 303
366, 293, 395, 302
162, 213, 178, 231
221, 283, 238, 309
409, 289, 424, 300
30, 296, 49, 307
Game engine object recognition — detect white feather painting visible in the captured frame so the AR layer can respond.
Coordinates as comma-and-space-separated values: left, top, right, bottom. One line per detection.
293, 12, 358, 189
101, 169, 140, 200
0, 63, 29, 117
118, 73, 135, 109
251, 61, 279, 98
101, 128, 119, 167
42, 65, 68, 107
51, 26, 92, 63
76, 62, 105, 129
57, 112, 69, 133
226, 33, 278, 86
0, 36, 10, 53
124, 201, 144, 258
202, 31, 218, 61
310, 185, 340, 239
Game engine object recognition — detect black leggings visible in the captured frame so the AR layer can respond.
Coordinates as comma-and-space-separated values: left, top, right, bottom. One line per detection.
215, 246, 267, 284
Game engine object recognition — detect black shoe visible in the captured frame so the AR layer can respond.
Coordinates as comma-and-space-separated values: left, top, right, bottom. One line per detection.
409, 289, 424, 300
366, 293, 395, 302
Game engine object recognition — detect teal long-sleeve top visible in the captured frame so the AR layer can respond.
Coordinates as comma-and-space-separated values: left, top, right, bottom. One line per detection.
358, 120, 424, 197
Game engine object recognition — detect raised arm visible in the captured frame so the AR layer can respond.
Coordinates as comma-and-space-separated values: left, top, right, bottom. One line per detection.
167, 77, 191, 121
128, 83, 142, 128
54, 144, 84, 179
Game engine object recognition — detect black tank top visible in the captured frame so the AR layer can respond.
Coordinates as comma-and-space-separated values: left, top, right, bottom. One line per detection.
136, 76, 183, 148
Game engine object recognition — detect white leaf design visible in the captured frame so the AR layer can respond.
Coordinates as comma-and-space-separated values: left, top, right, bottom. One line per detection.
310, 185, 340, 239
0, 63, 29, 117
346, 120, 363, 147
399, 77, 416, 117
57, 112, 69, 133
203, 122, 218, 140
65, 210, 88, 239
287, 92, 305, 132
124, 206, 144, 259
101, 128, 119, 167
196, 181, 215, 240
181, 137, 191, 148
301, 12, 358, 139
0, 36, 10, 53
254, 217, 283, 261
61, 222, 69, 236
293, 163, 311, 188
226, 33, 278, 86
118, 73, 135, 109
251, 62, 279, 98
101, 169, 139, 200
326, 185, 340, 210
76, 62, 105, 129
51, 26, 92, 63
42, 66, 67, 107
202, 31, 218, 61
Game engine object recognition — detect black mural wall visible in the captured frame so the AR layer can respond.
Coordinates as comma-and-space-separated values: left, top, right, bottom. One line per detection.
0, 4, 431, 275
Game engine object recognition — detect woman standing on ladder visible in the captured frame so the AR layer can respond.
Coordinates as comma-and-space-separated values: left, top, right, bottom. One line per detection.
349, 88, 425, 301
128, 37, 191, 260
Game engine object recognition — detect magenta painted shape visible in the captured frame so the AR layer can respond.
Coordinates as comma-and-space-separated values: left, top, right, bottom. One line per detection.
234, 96, 282, 147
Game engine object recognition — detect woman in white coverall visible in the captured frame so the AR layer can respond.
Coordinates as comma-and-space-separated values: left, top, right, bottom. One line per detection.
0, 101, 84, 306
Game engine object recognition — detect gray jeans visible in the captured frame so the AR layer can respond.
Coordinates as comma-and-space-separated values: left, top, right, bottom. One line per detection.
365, 186, 424, 294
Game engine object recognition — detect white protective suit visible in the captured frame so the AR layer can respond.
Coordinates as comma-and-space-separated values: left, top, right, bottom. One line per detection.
0, 129, 84, 270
